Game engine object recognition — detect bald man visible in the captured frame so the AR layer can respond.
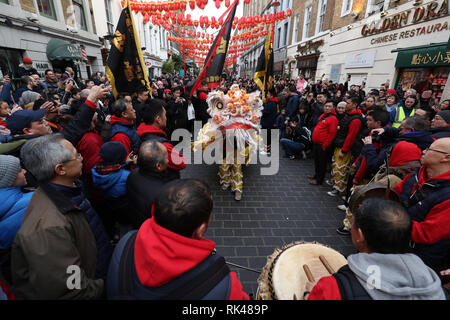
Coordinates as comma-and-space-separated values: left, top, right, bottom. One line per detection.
395, 137, 450, 271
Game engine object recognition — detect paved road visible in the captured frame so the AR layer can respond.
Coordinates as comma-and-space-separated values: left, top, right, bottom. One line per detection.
181, 152, 355, 297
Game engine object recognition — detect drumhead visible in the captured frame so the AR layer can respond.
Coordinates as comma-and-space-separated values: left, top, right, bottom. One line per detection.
257, 242, 347, 300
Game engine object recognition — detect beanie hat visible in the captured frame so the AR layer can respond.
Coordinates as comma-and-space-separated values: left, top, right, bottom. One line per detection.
0, 155, 21, 188
386, 89, 397, 94
22, 57, 33, 64
437, 110, 450, 124
389, 141, 422, 167
99, 141, 127, 165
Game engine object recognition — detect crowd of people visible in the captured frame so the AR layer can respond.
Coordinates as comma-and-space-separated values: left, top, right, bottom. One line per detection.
0, 56, 449, 300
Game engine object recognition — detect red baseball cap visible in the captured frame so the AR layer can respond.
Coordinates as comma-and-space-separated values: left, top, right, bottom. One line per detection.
23, 57, 33, 64
386, 89, 397, 94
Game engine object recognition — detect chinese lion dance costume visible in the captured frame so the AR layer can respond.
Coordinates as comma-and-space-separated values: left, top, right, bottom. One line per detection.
193, 84, 263, 200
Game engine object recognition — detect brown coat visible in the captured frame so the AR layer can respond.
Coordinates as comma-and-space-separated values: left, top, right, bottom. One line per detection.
11, 184, 104, 299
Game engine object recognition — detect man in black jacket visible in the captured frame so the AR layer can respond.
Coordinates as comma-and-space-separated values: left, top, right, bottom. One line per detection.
280, 117, 311, 160
126, 140, 173, 228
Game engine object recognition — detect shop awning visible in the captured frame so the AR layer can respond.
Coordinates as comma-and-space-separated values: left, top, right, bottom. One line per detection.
392, 42, 450, 68
46, 39, 83, 61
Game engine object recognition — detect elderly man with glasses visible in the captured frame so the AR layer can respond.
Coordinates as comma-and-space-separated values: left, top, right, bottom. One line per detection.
394, 137, 450, 275
10, 134, 113, 299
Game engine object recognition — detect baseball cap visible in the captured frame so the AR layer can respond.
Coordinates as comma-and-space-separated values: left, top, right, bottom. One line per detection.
6, 109, 46, 135
369, 89, 380, 96
386, 89, 397, 94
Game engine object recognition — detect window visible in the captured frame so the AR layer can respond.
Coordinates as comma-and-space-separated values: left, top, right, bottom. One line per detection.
303, 6, 312, 40
282, 22, 288, 47
0, 0, 9, 4
72, 0, 87, 31
37, 0, 56, 20
316, 0, 327, 33
367, 0, 386, 16
104, 0, 114, 34
292, 14, 299, 44
341, 0, 353, 16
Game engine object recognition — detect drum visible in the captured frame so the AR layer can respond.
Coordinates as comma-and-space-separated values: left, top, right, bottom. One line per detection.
348, 182, 400, 214
257, 242, 347, 300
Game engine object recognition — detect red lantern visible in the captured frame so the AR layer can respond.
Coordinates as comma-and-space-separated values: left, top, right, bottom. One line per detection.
244, 0, 250, 4
181, 1, 187, 10
287, 9, 292, 17
189, 0, 195, 10
174, 26, 179, 33
225, 0, 230, 7
181, 28, 185, 34
168, 23, 173, 31
187, 29, 191, 36
193, 20, 199, 27
202, 0, 208, 5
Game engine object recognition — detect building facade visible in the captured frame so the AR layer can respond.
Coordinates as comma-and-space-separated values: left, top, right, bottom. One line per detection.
0, 0, 103, 84
92, 0, 176, 80
319, 0, 449, 97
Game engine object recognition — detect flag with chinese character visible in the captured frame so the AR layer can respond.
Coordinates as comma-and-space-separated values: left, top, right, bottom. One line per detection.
254, 25, 274, 103
188, 0, 238, 97
105, 0, 150, 98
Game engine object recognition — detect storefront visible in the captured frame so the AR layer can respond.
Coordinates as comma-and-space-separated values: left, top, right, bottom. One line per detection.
295, 39, 323, 80
296, 53, 320, 80
317, 0, 449, 91
393, 42, 449, 99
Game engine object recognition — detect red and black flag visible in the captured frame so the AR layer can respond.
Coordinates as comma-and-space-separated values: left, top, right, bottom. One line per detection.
105, 0, 150, 98
254, 24, 275, 103
188, 0, 239, 96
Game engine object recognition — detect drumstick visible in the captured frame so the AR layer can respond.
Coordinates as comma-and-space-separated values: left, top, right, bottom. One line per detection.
319, 255, 335, 275
303, 264, 315, 282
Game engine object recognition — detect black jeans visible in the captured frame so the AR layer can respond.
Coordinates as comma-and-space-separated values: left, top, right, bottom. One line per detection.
313, 143, 333, 184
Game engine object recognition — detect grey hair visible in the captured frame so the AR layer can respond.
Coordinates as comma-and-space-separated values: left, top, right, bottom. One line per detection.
80, 89, 90, 99
20, 133, 72, 182
407, 88, 417, 96
137, 140, 166, 172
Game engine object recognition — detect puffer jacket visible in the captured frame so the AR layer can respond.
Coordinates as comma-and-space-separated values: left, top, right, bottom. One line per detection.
91, 167, 130, 199
0, 187, 33, 249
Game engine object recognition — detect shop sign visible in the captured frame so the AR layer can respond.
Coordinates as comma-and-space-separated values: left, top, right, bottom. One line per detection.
297, 56, 318, 69
35, 62, 50, 78
345, 50, 377, 68
362, 0, 449, 37
395, 46, 450, 68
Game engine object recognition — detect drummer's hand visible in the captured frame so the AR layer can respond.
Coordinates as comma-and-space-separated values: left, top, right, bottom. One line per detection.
305, 280, 318, 292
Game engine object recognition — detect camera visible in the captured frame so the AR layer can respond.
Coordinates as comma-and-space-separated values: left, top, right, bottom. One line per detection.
371, 131, 382, 143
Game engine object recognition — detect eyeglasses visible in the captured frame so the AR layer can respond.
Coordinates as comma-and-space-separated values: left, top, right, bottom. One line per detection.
125, 99, 132, 103
424, 147, 449, 155
63, 153, 83, 163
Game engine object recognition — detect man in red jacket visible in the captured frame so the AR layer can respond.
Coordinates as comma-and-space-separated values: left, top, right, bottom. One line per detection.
309, 100, 338, 185
329, 96, 363, 199
136, 99, 186, 179
394, 137, 450, 271
109, 99, 139, 156
106, 179, 250, 300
